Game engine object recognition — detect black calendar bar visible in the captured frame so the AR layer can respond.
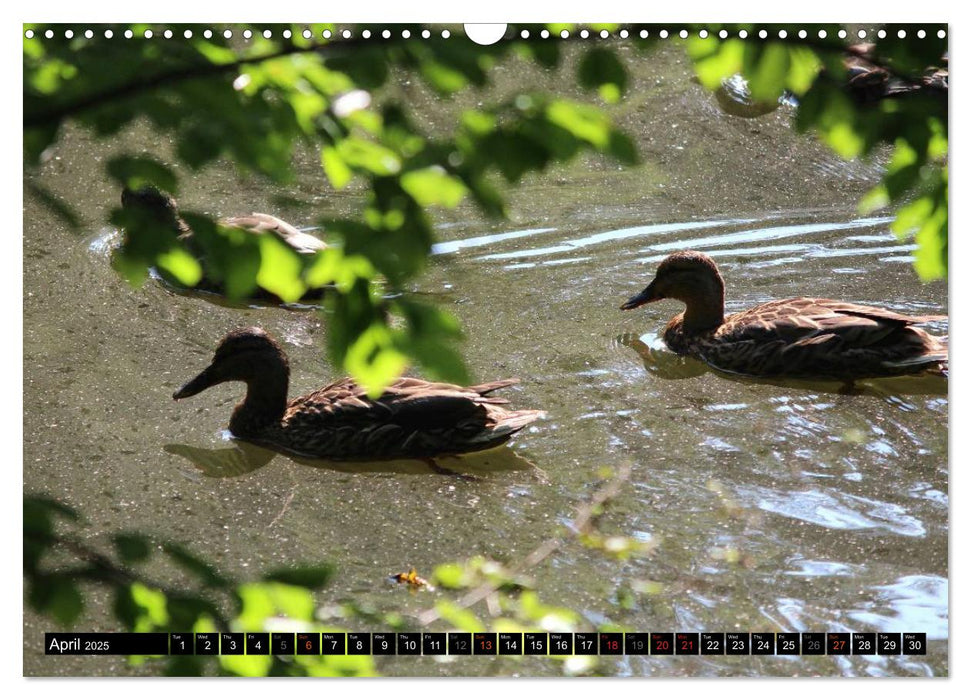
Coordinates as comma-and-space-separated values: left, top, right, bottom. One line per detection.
45, 633, 168, 655
44, 631, 932, 656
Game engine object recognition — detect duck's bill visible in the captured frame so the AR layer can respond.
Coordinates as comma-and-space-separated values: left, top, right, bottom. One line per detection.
173, 367, 217, 400
620, 284, 661, 310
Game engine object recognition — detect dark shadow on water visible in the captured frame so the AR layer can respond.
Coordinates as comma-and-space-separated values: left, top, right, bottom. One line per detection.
148, 269, 330, 311
164, 441, 539, 480
617, 332, 949, 397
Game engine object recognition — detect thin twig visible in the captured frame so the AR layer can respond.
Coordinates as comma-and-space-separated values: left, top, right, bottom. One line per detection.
268, 484, 297, 529
415, 461, 633, 626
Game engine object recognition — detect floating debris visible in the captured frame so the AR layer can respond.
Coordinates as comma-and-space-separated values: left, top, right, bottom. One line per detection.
391, 568, 435, 591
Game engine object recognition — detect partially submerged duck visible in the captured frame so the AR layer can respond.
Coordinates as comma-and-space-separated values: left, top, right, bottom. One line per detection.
621, 251, 947, 380
173, 327, 545, 460
121, 185, 326, 299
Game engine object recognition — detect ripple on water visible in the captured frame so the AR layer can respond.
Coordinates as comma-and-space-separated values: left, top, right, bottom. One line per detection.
783, 559, 857, 577
848, 575, 948, 639
431, 227, 558, 255
475, 219, 741, 262
739, 486, 926, 536
86, 227, 121, 257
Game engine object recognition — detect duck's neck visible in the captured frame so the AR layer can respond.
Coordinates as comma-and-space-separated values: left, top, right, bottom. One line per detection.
229, 364, 289, 438
679, 283, 726, 334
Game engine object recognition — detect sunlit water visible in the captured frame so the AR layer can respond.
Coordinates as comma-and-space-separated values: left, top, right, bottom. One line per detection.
23, 43, 947, 677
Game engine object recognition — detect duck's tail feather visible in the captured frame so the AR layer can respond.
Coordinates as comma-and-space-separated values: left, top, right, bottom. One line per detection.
469, 378, 521, 396
475, 409, 546, 445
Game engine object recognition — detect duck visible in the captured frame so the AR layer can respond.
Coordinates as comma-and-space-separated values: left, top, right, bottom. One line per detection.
173, 327, 545, 461
620, 250, 948, 380
120, 185, 327, 299
841, 44, 948, 105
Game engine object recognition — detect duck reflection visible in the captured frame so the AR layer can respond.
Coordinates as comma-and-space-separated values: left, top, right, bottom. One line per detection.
617, 331, 709, 380
164, 440, 537, 480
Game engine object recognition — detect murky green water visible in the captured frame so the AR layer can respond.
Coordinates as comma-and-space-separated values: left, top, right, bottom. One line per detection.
23, 43, 947, 677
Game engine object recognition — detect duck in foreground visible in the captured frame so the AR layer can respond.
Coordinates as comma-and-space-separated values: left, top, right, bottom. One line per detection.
621, 251, 948, 380
121, 186, 326, 299
173, 327, 545, 461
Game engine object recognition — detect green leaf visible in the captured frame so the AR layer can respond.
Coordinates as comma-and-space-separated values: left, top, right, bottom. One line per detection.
420, 61, 468, 94
461, 110, 497, 136
256, 234, 307, 302
24, 124, 60, 165
336, 137, 401, 176
745, 42, 789, 102
155, 247, 203, 287
891, 196, 933, 238
107, 155, 179, 193
432, 562, 472, 590
687, 37, 743, 90
577, 48, 628, 103
184, 213, 261, 299
858, 184, 889, 215
434, 600, 483, 632
306, 248, 374, 290
235, 583, 276, 630
345, 323, 409, 397
265, 583, 316, 620
221, 653, 273, 677
786, 46, 822, 95
824, 121, 865, 160
29, 575, 83, 626
24, 496, 78, 535
400, 167, 468, 207
608, 130, 638, 166
321, 146, 353, 189
545, 100, 610, 149
913, 206, 947, 280
129, 582, 169, 631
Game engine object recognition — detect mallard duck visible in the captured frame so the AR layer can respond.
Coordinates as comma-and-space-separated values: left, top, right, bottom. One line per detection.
173, 327, 545, 460
620, 251, 948, 379
842, 44, 948, 105
120, 185, 326, 298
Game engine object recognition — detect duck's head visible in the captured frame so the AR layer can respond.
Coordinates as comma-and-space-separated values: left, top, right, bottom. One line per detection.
174, 327, 289, 400
621, 250, 725, 310
122, 184, 179, 216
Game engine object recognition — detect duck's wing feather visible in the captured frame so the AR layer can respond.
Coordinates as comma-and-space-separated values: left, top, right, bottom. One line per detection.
722, 298, 944, 345
286, 377, 521, 429
223, 214, 327, 255
701, 298, 947, 376
278, 377, 541, 458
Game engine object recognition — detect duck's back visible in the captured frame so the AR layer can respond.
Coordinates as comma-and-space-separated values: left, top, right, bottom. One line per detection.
223, 213, 327, 255
264, 377, 543, 459
667, 297, 947, 378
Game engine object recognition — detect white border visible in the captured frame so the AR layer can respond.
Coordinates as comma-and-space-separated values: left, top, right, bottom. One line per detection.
9, 1, 963, 698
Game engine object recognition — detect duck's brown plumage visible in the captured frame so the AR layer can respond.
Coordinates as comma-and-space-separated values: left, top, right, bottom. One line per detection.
842, 43, 948, 105
173, 327, 544, 460
621, 251, 948, 379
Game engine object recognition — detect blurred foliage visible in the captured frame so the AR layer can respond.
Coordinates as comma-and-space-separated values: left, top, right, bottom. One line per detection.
26, 464, 643, 675
23, 22, 636, 395
684, 23, 947, 280
25, 495, 374, 676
